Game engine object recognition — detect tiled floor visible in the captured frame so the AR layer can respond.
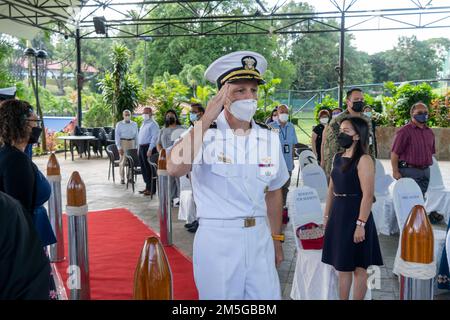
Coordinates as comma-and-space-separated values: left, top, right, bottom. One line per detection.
34, 153, 450, 300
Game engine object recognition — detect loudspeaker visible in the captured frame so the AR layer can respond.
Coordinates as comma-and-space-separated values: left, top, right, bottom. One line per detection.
93, 16, 106, 35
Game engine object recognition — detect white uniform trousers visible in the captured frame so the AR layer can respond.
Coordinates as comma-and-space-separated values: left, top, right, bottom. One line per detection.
193, 217, 281, 300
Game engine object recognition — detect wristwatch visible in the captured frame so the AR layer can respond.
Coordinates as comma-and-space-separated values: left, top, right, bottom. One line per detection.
272, 234, 285, 243
356, 219, 366, 227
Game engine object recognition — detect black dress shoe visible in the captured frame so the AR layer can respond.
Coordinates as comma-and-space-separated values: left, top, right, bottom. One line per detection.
187, 224, 198, 233
120, 179, 125, 185
139, 189, 148, 194
429, 211, 444, 224
185, 220, 199, 230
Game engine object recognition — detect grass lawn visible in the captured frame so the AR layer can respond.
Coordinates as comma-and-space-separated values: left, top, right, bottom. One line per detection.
292, 111, 317, 146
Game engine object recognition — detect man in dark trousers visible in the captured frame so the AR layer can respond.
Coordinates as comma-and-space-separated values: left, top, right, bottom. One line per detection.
391, 101, 444, 224
138, 107, 160, 196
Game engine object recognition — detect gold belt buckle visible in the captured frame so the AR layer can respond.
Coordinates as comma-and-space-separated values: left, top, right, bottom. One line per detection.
244, 217, 256, 228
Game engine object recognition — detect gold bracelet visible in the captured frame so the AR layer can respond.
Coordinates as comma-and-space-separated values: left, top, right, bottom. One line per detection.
272, 234, 285, 243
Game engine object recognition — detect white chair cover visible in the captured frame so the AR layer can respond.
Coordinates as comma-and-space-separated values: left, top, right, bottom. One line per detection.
178, 174, 196, 222
375, 159, 394, 197
298, 150, 318, 170
392, 178, 425, 230
301, 164, 328, 202
372, 195, 398, 235
288, 187, 339, 300
425, 157, 450, 224
372, 160, 397, 235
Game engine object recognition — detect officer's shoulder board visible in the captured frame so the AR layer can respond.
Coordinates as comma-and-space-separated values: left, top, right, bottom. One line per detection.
209, 122, 217, 129
256, 121, 279, 133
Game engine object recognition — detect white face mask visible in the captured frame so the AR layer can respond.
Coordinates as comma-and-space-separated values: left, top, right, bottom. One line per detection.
319, 117, 329, 125
228, 99, 257, 122
143, 114, 151, 121
278, 113, 289, 123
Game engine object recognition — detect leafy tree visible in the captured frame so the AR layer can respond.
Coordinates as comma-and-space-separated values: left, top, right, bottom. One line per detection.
146, 72, 189, 126
99, 43, 144, 123
83, 94, 113, 127
384, 81, 436, 126
0, 38, 14, 88
370, 36, 449, 83
190, 85, 215, 107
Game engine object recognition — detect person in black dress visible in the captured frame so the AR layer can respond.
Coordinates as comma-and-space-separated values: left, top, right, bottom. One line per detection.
0, 99, 57, 299
0, 191, 51, 299
311, 109, 331, 163
321, 116, 383, 300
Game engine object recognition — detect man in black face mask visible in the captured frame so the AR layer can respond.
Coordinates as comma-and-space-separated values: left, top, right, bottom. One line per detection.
321, 87, 374, 178
391, 102, 443, 224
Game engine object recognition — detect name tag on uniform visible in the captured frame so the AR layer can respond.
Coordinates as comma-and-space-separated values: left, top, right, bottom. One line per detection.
283, 144, 290, 154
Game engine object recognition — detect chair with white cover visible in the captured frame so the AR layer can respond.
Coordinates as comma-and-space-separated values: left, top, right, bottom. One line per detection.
296, 150, 318, 187
178, 174, 196, 223
298, 150, 318, 170
372, 160, 398, 235
288, 186, 338, 300
301, 164, 328, 202
425, 157, 450, 224
392, 178, 447, 274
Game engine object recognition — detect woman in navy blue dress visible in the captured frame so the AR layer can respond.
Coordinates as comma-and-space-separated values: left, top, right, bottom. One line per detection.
321, 116, 383, 300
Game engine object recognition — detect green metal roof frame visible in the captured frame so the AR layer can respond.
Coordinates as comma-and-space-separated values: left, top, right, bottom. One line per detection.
1, 0, 450, 39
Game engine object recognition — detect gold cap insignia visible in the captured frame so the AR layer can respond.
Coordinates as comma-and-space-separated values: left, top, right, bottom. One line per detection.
242, 56, 257, 71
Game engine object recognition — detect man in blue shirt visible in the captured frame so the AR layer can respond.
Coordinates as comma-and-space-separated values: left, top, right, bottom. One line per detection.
138, 107, 160, 196
269, 104, 298, 218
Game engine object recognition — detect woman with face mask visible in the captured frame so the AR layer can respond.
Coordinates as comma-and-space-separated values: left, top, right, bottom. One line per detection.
331, 107, 343, 119
157, 109, 185, 205
311, 109, 331, 163
265, 108, 279, 124
0, 99, 57, 299
321, 116, 383, 300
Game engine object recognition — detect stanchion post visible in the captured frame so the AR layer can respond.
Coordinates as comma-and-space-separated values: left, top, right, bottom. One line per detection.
157, 149, 172, 246
47, 153, 65, 262
133, 236, 173, 299
399, 205, 434, 300
66, 171, 90, 300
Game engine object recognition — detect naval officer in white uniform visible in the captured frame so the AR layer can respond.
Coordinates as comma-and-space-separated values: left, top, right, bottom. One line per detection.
167, 51, 289, 300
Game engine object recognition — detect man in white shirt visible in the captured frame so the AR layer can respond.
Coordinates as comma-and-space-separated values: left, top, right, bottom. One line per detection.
115, 109, 138, 184
167, 51, 289, 300
137, 107, 160, 195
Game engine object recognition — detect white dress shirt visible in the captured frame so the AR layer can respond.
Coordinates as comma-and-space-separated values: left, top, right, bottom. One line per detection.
115, 120, 138, 149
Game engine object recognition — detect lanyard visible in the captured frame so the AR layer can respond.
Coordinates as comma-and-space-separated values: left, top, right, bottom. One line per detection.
280, 124, 288, 142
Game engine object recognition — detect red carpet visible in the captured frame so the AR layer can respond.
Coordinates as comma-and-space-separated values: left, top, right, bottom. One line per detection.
55, 208, 198, 300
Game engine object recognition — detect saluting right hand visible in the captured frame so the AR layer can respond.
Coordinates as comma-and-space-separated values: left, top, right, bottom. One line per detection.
204, 83, 232, 122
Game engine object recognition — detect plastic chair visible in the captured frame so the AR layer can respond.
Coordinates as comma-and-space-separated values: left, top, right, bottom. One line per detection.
106, 144, 120, 182
125, 148, 142, 192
